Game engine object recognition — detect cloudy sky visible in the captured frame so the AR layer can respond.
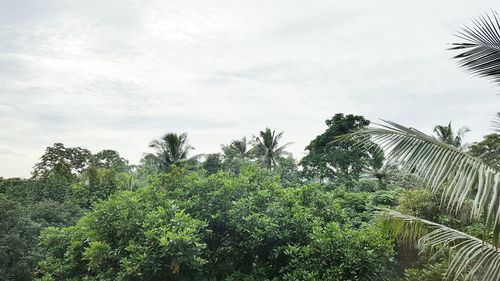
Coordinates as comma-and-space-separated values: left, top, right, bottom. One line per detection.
1, 0, 498, 178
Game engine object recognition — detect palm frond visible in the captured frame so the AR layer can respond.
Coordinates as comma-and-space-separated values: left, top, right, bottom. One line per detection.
275, 142, 293, 153
379, 210, 429, 244
383, 210, 500, 281
493, 112, 500, 133
351, 121, 500, 226
450, 12, 500, 85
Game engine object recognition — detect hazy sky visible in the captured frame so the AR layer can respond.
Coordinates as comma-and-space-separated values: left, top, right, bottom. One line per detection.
1, 0, 498, 178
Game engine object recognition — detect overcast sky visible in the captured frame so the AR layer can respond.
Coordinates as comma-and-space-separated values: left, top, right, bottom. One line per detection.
1, 0, 499, 178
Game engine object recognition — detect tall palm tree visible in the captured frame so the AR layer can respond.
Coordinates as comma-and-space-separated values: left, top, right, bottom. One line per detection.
252, 128, 291, 170
148, 132, 193, 171
348, 13, 500, 281
433, 122, 470, 149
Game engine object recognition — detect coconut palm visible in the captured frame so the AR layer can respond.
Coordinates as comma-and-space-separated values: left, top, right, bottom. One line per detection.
148, 132, 193, 171
450, 12, 500, 86
219, 137, 252, 174
348, 13, 500, 281
251, 128, 291, 170
433, 122, 470, 149
352, 120, 500, 281
221, 137, 250, 158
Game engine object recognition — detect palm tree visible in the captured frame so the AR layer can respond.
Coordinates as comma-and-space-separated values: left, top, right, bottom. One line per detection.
221, 137, 250, 158
353, 120, 500, 281
148, 132, 193, 171
433, 122, 470, 149
251, 128, 291, 170
348, 13, 500, 281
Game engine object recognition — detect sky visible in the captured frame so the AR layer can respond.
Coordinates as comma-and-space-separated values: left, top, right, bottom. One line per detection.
0, 0, 499, 178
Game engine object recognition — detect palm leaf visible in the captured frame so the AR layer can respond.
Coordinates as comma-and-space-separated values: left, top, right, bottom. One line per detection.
493, 112, 500, 133
383, 210, 500, 281
450, 12, 500, 85
351, 121, 500, 226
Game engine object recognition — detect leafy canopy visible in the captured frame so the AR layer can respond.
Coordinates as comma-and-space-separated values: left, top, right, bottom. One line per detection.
300, 113, 383, 184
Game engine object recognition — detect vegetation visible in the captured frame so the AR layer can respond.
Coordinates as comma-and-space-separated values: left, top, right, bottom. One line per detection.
147, 132, 193, 172
1, 10, 499, 281
349, 12, 500, 281
300, 113, 383, 185
251, 128, 291, 171
432, 122, 469, 149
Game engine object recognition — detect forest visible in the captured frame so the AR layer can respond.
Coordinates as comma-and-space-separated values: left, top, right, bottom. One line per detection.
1, 9, 500, 281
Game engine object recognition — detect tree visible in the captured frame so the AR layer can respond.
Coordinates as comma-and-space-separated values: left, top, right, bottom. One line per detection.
433, 122, 469, 149
202, 153, 224, 175
33, 143, 92, 179
220, 138, 252, 174
33, 144, 129, 179
222, 137, 250, 159
148, 132, 193, 171
273, 156, 302, 186
300, 113, 383, 184
281, 223, 394, 281
251, 128, 291, 171
0, 194, 40, 281
0, 178, 84, 281
36, 166, 397, 280
469, 133, 500, 170
37, 188, 207, 281
91, 150, 129, 172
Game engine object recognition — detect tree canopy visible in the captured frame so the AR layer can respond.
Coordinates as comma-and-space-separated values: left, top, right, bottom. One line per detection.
300, 113, 383, 184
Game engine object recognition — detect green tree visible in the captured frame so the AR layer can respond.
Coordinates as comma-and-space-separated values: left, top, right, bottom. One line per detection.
273, 156, 302, 187
202, 153, 224, 175
0, 180, 83, 281
33, 143, 128, 179
145, 166, 395, 280
300, 113, 383, 184
251, 128, 291, 171
469, 133, 500, 170
0, 194, 40, 281
71, 167, 128, 208
222, 137, 250, 159
37, 188, 207, 281
91, 149, 129, 172
33, 143, 92, 179
221, 137, 252, 174
148, 132, 193, 171
433, 122, 469, 149
281, 223, 394, 281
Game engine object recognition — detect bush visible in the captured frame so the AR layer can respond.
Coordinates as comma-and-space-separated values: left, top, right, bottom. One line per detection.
371, 189, 402, 207
36, 167, 397, 280
37, 189, 207, 281
397, 189, 440, 221
281, 223, 395, 281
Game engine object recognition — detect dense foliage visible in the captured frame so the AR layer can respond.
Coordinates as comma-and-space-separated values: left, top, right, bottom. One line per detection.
35, 166, 396, 280
300, 113, 384, 185
3, 9, 500, 281
0, 119, 408, 281
1, 111, 498, 281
